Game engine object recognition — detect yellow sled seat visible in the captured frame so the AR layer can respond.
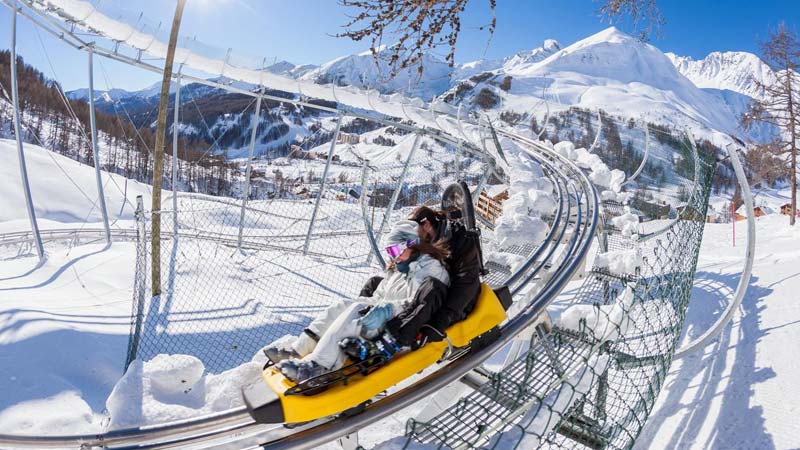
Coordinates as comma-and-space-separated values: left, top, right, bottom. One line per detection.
243, 283, 508, 424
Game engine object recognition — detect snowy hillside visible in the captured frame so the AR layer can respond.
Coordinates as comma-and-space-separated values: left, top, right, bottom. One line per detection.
445, 27, 747, 140
666, 51, 776, 100
0, 139, 150, 232
300, 47, 453, 99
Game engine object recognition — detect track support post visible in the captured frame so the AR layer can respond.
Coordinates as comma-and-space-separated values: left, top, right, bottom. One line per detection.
304, 113, 343, 255
171, 67, 182, 232
238, 89, 263, 251
9, 0, 44, 260
370, 132, 421, 262
473, 163, 491, 207
87, 44, 112, 244
360, 160, 385, 267
337, 432, 360, 450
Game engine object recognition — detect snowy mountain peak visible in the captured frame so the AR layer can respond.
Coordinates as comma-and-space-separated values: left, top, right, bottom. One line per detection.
301, 47, 452, 98
543, 39, 560, 51
589, 26, 630, 42
666, 50, 774, 99
508, 26, 682, 88
502, 39, 562, 70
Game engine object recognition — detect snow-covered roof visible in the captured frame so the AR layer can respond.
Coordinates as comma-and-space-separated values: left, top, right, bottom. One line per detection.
736, 204, 775, 216
483, 184, 508, 198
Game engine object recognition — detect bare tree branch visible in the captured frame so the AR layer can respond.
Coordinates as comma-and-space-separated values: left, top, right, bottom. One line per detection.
741, 22, 800, 225
596, 0, 665, 41
336, 0, 496, 80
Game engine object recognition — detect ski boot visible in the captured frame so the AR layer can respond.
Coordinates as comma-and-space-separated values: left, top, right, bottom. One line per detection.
262, 335, 301, 365
340, 331, 402, 362
277, 358, 327, 383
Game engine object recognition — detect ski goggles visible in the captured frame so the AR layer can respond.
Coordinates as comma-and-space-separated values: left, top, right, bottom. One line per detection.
385, 238, 419, 259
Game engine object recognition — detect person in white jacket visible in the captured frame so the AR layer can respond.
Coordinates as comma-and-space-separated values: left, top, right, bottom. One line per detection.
267, 220, 450, 382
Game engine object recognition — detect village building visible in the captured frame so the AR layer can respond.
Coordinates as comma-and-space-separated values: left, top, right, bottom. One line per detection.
476, 185, 509, 224
735, 205, 773, 221
337, 132, 360, 145
780, 203, 799, 217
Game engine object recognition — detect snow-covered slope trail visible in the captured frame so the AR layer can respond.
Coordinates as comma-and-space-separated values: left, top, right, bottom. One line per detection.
636, 214, 800, 450
0, 139, 151, 233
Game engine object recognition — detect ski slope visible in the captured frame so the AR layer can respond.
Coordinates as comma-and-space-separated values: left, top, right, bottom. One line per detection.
0, 138, 150, 233
637, 214, 800, 450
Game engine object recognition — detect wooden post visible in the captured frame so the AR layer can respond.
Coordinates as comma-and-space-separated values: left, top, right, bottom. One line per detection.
151, 0, 186, 297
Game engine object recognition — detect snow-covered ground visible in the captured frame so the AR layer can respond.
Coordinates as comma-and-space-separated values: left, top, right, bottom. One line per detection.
0, 241, 133, 434
2, 135, 799, 447
637, 214, 800, 450
4, 210, 799, 447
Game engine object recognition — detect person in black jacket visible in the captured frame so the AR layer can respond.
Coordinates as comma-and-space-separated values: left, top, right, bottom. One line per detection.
360, 205, 482, 347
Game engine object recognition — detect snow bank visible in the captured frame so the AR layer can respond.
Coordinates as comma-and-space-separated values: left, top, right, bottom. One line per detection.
486, 251, 526, 271
595, 249, 643, 274
610, 207, 641, 237
601, 189, 632, 203
553, 140, 626, 192
495, 214, 549, 249
0, 391, 103, 435
493, 144, 554, 251
105, 354, 262, 430
557, 287, 634, 342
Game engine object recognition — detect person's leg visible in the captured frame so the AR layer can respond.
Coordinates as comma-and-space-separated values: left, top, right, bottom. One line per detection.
304, 302, 366, 370
293, 299, 354, 356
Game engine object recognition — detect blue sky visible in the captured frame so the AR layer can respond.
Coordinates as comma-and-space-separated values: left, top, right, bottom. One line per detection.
1, 0, 798, 91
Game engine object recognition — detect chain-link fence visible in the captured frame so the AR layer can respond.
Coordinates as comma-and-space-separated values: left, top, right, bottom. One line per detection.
124, 108, 528, 373
400, 128, 716, 450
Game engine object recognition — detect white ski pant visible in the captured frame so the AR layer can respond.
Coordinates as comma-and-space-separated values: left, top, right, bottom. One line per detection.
292, 299, 369, 370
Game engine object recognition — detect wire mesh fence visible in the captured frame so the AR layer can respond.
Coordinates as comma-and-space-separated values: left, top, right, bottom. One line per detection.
123, 108, 531, 373
401, 131, 716, 450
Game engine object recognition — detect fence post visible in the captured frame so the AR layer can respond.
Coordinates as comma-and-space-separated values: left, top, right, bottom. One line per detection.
125, 195, 147, 370
238, 89, 263, 251
473, 163, 491, 207
172, 67, 182, 232
359, 160, 385, 267
303, 113, 343, 255
87, 45, 111, 244
369, 133, 421, 263
9, 0, 44, 260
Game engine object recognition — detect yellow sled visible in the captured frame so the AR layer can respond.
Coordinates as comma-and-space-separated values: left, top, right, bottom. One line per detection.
242, 283, 509, 424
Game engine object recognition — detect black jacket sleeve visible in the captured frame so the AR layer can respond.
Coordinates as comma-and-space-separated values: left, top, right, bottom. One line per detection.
359, 275, 384, 297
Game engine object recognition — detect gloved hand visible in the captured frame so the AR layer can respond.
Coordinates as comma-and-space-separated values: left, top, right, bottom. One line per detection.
359, 302, 394, 339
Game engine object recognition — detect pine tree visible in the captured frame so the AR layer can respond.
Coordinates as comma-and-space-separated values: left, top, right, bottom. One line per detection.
742, 22, 800, 225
